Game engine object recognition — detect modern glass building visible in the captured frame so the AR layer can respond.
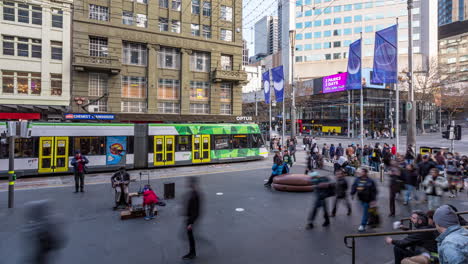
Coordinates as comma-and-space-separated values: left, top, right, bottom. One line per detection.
439, 0, 467, 26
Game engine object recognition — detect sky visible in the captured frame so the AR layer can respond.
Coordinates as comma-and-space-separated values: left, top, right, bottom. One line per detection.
242, 0, 278, 56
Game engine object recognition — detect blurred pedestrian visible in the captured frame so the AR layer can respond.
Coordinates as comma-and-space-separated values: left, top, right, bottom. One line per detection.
422, 168, 448, 210
403, 164, 419, 205
182, 177, 202, 260
331, 170, 351, 217
306, 172, 334, 229
329, 144, 336, 161
336, 143, 344, 158
71, 150, 89, 193
391, 144, 397, 159
351, 168, 378, 232
445, 153, 461, 198
405, 145, 416, 165
288, 141, 296, 162
388, 163, 404, 217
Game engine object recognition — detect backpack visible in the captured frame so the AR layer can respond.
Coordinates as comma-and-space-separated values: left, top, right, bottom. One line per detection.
372, 151, 377, 158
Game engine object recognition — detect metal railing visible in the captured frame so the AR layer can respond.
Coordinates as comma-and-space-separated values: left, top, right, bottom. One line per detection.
344, 211, 468, 264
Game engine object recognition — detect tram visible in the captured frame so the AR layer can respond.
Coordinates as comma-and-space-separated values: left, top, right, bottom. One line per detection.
0, 122, 268, 177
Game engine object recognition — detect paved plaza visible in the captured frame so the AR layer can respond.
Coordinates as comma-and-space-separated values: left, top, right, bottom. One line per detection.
1, 147, 467, 264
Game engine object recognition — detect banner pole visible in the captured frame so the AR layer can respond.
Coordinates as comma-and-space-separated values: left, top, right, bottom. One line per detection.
269, 69, 272, 140
396, 18, 400, 153
360, 34, 364, 155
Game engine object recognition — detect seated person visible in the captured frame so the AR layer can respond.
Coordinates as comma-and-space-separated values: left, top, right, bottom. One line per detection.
111, 167, 130, 210
335, 156, 356, 176
142, 185, 158, 220
265, 159, 286, 187
385, 211, 438, 264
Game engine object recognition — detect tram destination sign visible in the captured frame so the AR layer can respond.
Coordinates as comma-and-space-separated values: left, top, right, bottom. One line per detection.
322, 72, 348, 94
64, 113, 115, 120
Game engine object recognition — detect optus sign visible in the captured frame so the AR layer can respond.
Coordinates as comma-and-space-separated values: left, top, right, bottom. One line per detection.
322, 72, 348, 94
236, 116, 253, 121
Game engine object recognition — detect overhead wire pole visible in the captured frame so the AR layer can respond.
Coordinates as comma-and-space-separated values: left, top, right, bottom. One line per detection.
395, 18, 400, 152
289, 30, 297, 139
407, 0, 417, 148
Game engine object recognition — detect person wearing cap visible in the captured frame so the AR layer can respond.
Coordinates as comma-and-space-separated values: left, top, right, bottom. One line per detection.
433, 205, 468, 264
70, 150, 89, 193
111, 167, 131, 209
422, 168, 448, 210
305, 172, 333, 229
351, 168, 378, 232
385, 211, 438, 264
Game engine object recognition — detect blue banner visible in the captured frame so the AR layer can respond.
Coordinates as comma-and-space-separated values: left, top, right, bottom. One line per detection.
346, 39, 362, 90
271, 66, 285, 102
106, 136, 127, 165
372, 24, 398, 84
262, 70, 270, 104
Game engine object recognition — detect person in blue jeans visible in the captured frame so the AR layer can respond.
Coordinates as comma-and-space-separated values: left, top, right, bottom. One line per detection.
351, 168, 378, 232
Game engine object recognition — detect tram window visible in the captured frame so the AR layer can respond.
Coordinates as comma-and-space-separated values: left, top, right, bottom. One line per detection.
15, 138, 36, 158
214, 135, 230, 150
176, 136, 192, 151
0, 138, 8, 159
148, 136, 154, 153
250, 134, 265, 148
232, 135, 248, 149
73, 137, 105, 155
127, 137, 134, 154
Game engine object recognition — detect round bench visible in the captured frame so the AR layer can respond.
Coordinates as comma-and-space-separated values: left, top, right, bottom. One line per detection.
272, 174, 313, 192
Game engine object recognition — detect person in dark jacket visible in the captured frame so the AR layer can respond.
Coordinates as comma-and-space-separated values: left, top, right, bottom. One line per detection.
331, 170, 351, 217
405, 145, 416, 165
418, 155, 437, 180
385, 211, 438, 264
351, 168, 378, 232
111, 167, 131, 210
403, 164, 419, 205
182, 177, 201, 260
329, 144, 336, 160
288, 141, 297, 162
273, 150, 282, 164
70, 151, 89, 193
306, 172, 333, 229
370, 144, 382, 172
388, 163, 404, 217
336, 143, 344, 158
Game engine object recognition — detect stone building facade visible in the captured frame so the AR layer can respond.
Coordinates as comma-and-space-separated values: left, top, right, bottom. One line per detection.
72, 0, 246, 122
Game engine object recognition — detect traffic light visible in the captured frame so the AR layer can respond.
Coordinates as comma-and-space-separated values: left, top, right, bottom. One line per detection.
454, 125, 462, 140
442, 130, 450, 139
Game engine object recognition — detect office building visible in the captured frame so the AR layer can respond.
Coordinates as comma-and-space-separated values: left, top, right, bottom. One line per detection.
254, 16, 279, 57
439, 0, 467, 26
439, 20, 468, 82
0, 0, 72, 120
243, 39, 249, 66
72, 0, 246, 122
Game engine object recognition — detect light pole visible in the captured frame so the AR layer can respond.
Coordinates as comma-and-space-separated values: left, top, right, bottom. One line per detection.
289, 30, 297, 139
407, 0, 417, 148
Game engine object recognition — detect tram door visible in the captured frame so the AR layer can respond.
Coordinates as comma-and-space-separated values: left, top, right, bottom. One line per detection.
38, 137, 69, 173
192, 135, 210, 163
154, 136, 175, 166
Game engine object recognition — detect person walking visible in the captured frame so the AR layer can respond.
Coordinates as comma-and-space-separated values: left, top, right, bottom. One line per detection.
404, 145, 416, 165
322, 143, 330, 162
331, 170, 351, 217
446, 153, 461, 198
371, 144, 382, 172
403, 164, 419, 205
433, 205, 468, 264
71, 151, 89, 193
388, 163, 404, 217
329, 144, 336, 161
182, 177, 202, 260
422, 168, 448, 210
418, 155, 437, 183
288, 141, 297, 162
303, 136, 309, 151
351, 168, 378, 232
434, 151, 446, 172
362, 145, 370, 166
336, 143, 344, 158
391, 144, 397, 159
305, 172, 334, 229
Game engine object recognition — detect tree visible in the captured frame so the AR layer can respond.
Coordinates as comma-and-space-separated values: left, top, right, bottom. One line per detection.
413, 59, 441, 134
439, 81, 468, 123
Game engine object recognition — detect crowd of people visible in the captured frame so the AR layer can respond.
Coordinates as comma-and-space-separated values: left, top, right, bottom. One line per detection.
264, 136, 468, 264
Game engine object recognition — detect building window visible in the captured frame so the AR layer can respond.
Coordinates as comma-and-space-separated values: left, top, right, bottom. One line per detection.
190, 52, 210, 72
333, 41, 341, 47
159, 18, 169, 31
171, 20, 181, 33
220, 29, 232, 42
121, 101, 146, 113
158, 79, 180, 100
460, 55, 468, 62
1, 71, 40, 95
122, 42, 147, 66
122, 76, 147, 98
18, 4, 29, 23
220, 5, 233, 21
190, 103, 209, 114
159, 0, 169, 8
333, 53, 341, 59
192, 0, 200, 14
334, 17, 342, 24
89, 4, 109, 21
203, 2, 211, 16
220, 104, 231, 115
89, 36, 108, 57
2, 36, 41, 58
354, 15, 362, 22
51, 41, 62, 60
221, 55, 232, 70
220, 83, 232, 102
325, 54, 331, 60
122, 11, 134, 25
134, 0, 148, 3
87, 100, 107, 112
50, 73, 62, 96
190, 81, 209, 101
3, 1, 15, 21
158, 47, 180, 69
202, 25, 211, 39
136, 14, 147, 27
447, 57, 457, 64
172, 0, 181, 11
323, 42, 331, 49
31, 6, 42, 25
88, 73, 108, 96
51, 9, 63, 28
158, 102, 180, 114
191, 24, 200, 36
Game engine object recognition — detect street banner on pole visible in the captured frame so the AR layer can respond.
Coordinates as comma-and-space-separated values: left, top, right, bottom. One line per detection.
346, 39, 362, 90
372, 24, 398, 84
262, 70, 270, 104
271, 66, 285, 103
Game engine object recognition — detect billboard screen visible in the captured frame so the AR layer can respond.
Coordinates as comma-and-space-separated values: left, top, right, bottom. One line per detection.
322, 73, 347, 94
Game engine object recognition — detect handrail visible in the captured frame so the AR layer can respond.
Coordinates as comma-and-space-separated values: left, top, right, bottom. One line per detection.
400, 211, 468, 230
344, 224, 468, 264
